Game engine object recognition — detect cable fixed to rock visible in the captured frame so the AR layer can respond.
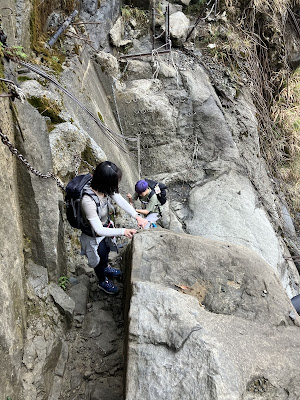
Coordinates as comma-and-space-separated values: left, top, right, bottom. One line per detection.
8, 55, 133, 154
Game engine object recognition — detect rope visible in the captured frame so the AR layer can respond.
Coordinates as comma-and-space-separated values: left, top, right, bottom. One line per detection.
137, 133, 141, 180
0, 78, 26, 102
151, 40, 173, 81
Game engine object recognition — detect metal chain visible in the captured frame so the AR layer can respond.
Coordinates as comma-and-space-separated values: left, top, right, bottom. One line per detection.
73, 154, 95, 176
0, 130, 65, 190
74, 154, 81, 177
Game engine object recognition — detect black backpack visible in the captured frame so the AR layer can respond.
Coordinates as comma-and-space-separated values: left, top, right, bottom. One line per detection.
144, 179, 167, 205
65, 173, 101, 236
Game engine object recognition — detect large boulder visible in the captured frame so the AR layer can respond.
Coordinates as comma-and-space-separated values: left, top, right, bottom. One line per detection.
49, 122, 106, 178
185, 170, 300, 297
95, 51, 120, 78
167, 11, 190, 46
14, 101, 64, 281
117, 58, 239, 177
117, 54, 299, 297
125, 230, 300, 399
110, 16, 132, 48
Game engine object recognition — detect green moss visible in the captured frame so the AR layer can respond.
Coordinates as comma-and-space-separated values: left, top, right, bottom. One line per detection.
122, 6, 148, 22
183, 0, 206, 15
293, 120, 300, 132
58, 276, 69, 291
30, 0, 66, 74
0, 58, 6, 93
121, 5, 149, 36
97, 111, 104, 122
81, 146, 96, 168
17, 76, 32, 82
27, 96, 65, 124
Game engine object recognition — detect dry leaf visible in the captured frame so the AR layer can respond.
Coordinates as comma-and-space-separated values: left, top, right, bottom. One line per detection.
174, 284, 190, 290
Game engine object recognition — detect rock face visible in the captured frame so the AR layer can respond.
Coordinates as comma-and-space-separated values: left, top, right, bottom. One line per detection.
167, 11, 190, 46
0, 0, 299, 398
14, 101, 64, 282
125, 230, 300, 399
185, 171, 297, 296
0, 99, 26, 399
116, 51, 300, 296
80, 0, 121, 50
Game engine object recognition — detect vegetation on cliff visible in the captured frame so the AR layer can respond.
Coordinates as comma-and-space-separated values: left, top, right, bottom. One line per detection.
186, 0, 299, 214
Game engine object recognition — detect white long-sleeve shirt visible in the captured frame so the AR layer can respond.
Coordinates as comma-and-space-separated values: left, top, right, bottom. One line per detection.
81, 192, 137, 237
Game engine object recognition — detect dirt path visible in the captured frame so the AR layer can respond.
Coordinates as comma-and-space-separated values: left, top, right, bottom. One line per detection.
60, 252, 125, 400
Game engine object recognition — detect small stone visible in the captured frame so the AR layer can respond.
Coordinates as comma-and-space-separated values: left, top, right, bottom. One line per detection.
83, 370, 93, 380
74, 315, 84, 323
69, 276, 79, 285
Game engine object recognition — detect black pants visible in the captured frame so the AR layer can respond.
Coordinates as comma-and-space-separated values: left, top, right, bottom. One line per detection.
94, 239, 110, 282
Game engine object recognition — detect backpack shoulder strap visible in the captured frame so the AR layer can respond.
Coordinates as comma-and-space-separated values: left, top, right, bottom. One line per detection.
80, 188, 103, 237
145, 178, 156, 189
148, 189, 155, 200
143, 179, 155, 200
82, 188, 112, 222
82, 187, 101, 213
83, 187, 100, 203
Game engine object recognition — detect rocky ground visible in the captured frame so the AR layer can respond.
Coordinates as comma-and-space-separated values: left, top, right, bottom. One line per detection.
59, 251, 126, 400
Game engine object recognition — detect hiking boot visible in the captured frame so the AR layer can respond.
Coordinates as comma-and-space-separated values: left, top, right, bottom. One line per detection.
98, 278, 119, 295
104, 264, 122, 278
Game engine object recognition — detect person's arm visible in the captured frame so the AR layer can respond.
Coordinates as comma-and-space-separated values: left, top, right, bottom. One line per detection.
136, 194, 159, 216
112, 193, 148, 228
82, 196, 125, 237
127, 193, 133, 205
127, 192, 139, 205
112, 192, 138, 217
136, 208, 150, 216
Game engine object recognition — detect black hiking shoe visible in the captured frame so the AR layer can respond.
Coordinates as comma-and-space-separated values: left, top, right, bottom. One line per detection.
104, 264, 122, 278
98, 278, 119, 295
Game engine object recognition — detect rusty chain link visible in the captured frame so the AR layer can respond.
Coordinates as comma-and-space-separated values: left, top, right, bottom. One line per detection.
73, 154, 95, 176
0, 130, 65, 190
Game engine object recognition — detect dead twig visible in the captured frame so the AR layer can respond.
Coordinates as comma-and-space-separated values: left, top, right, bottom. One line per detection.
72, 21, 103, 25
64, 32, 97, 51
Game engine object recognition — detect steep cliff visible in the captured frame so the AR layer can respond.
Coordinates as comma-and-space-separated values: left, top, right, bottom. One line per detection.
0, 0, 299, 398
